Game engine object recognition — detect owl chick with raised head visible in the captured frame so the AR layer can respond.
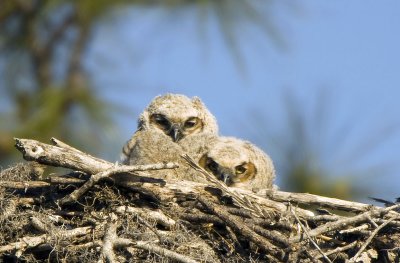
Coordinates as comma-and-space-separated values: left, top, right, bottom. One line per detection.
121, 93, 218, 166
198, 137, 275, 190
138, 93, 217, 141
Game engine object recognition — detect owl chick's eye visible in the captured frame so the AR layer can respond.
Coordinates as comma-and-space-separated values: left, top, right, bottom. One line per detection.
207, 159, 219, 173
152, 114, 170, 128
235, 164, 247, 175
184, 117, 199, 129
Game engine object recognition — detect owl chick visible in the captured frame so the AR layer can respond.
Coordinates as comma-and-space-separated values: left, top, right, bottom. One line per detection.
198, 137, 275, 190
116, 129, 184, 182
121, 94, 218, 164
117, 129, 213, 184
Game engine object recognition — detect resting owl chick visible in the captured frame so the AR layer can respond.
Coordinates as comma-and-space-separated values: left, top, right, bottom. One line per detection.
198, 137, 275, 190
121, 93, 218, 164
118, 130, 184, 181
118, 129, 214, 184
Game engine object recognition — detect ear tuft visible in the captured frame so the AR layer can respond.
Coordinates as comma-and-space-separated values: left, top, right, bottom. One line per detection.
191, 97, 205, 108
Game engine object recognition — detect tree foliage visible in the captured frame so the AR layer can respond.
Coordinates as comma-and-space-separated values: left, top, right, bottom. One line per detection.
0, 0, 285, 164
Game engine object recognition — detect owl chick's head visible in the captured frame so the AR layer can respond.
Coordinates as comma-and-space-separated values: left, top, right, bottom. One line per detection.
199, 137, 275, 189
139, 94, 218, 142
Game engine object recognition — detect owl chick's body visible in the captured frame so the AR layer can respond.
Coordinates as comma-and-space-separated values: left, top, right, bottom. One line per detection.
119, 130, 216, 183
119, 94, 218, 182
120, 129, 183, 181
198, 137, 275, 191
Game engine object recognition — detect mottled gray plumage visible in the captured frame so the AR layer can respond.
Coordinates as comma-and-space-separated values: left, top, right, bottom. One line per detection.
119, 130, 182, 180
119, 94, 218, 183
179, 132, 219, 162
121, 94, 218, 163
197, 137, 275, 191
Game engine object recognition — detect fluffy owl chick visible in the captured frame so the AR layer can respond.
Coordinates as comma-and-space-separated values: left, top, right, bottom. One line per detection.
116, 129, 184, 182
121, 93, 218, 163
198, 137, 275, 190
123, 130, 183, 166
117, 129, 209, 183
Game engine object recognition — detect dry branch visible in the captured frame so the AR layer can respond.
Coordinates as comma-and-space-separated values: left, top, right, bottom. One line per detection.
266, 190, 373, 213
349, 216, 396, 262
132, 241, 200, 263
0, 226, 93, 253
290, 205, 332, 263
115, 206, 176, 229
0, 180, 50, 189
101, 213, 199, 263
197, 195, 283, 262
289, 203, 400, 243
58, 162, 178, 205
15, 138, 113, 173
0, 234, 49, 254
313, 241, 358, 260
15, 138, 178, 175
101, 214, 119, 263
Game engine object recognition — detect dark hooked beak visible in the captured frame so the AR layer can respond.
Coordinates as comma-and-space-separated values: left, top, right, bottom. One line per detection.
222, 173, 233, 186
169, 124, 183, 142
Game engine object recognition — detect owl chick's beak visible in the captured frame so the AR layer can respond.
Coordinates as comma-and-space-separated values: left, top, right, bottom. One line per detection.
169, 124, 183, 142
222, 173, 234, 186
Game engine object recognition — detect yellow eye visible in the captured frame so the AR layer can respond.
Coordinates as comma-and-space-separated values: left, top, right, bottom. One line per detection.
184, 117, 199, 129
235, 165, 247, 175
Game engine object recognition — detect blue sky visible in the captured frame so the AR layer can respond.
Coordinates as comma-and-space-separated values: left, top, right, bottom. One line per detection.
83, 1, 400, 201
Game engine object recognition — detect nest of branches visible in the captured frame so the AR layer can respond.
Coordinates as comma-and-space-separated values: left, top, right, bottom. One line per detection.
1, 138, 400, 263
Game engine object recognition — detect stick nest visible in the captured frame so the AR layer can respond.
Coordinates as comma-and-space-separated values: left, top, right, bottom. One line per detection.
1, 138, 400, 263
